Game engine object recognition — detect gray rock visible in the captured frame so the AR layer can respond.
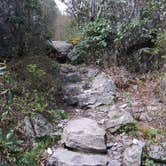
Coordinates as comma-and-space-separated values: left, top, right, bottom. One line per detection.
61, 67, 115, 109
74, 72, 115, 108
123, 144, 143, 166
63, 83, 83, 96
139, 113, 152, 122
51, 41, 73, 59
108, 160, 121, 166
98, 119, 105, 125
92, 73, 114, 93
67, 47, 79, 62
47, 148, 110, 166
76, 92, 97, 108
107, 142, 125, 162
87, 73, 115, 108
82, 68, 98, 78
147, 145, 165, 160
24, 117, 35, 138
24, 114, 54, 138
105, 111, 135, 133
62, 118, 106, 153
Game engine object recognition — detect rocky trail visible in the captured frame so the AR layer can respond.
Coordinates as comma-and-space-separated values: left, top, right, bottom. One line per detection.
46, 64, 144, 166
24, 41, 166, 166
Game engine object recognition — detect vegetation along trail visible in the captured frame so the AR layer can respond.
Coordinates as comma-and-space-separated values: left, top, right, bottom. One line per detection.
0, 0, 165, 165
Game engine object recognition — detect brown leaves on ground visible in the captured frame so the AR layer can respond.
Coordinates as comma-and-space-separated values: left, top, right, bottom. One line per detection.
104, 65, 166, 133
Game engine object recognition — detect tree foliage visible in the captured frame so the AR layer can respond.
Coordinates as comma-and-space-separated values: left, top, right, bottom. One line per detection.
67, 0, 165, 71
0, 0, 57, 59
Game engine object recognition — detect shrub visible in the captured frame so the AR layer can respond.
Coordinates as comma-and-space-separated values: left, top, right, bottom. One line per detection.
72, 0, 165, 72
74, 19, 115, 63
0, 56, 61, 165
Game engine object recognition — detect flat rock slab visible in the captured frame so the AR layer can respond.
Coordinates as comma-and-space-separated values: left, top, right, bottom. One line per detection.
62, 118, 106, 153
47, 148, 110, 166
60, 65, 115, 108
105, 111, 135, 133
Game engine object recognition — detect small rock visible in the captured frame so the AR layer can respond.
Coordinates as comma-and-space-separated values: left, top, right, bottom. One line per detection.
62, 118, 106, 153
47, 148, 110, 166
75, 109, 81, 113
123, 144, 143, 166
139, 113, 152, 122
147, 145, 165, 160
122, 138, 133, 147
105, 111, 135, 133
120, 104, 128, 109
133, 139, 140, 145
24, 114, 54, 138
107, 140, 125, 162
60, 65, 77, 73
98, 119, 105, 125
133, 139, 145, 147
84, 68, 98, 78
146, 106, 159, 111
92, 73, 114, 93
47, 148, 53, 155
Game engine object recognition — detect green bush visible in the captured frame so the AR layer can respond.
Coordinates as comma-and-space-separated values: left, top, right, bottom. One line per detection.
73, 1, 165, 72
26, 64, 46, 90
74, 19, 115, 63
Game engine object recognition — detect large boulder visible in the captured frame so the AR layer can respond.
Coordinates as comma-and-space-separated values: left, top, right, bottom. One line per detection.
105, 111, 135, 133
62, 118, 106, 153
50, 41, 73, 61
47, 148, 110, 166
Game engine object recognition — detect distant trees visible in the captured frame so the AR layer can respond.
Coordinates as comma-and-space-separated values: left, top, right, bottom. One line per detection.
62, 0, 165, 27
42, 0, 59, 35
62, 0, 106, 23
0, 0, 58, 59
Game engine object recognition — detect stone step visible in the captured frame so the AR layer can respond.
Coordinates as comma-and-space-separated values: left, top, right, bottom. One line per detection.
62, 118, 106, 153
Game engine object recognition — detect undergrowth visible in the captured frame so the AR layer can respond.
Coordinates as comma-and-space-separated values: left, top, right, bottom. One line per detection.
116, 123, 138, 138
0, 55, 61, 165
